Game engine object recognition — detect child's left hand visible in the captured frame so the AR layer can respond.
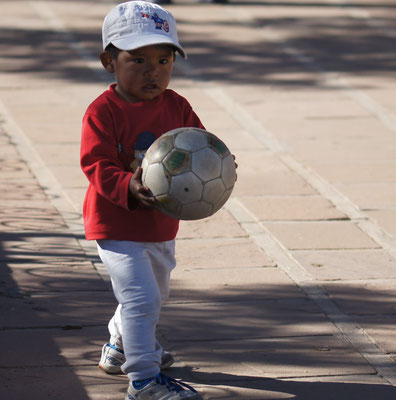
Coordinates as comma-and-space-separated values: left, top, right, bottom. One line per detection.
232, 154, 238, 181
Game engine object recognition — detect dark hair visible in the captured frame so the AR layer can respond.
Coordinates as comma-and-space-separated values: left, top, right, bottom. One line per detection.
105, 43, 121, 59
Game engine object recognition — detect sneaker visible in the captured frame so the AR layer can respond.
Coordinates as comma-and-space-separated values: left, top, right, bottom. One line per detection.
99, 343, 175, 374
126, 372, 203, 400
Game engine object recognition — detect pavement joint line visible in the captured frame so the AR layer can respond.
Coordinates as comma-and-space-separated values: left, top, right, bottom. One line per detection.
200, 83, 396, 260
1, 2, 111, 283
0, 99, 78, 217
225, 197, 396, 386
0, 96, 112, 285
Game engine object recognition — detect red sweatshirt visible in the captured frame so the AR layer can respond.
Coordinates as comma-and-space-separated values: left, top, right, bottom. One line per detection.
80, 84, 204, 242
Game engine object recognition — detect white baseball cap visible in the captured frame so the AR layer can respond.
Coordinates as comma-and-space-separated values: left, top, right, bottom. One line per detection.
102, 1, 187, 59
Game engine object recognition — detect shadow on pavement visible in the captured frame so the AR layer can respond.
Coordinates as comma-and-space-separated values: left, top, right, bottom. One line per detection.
0, 129, 115, 399
1, 1, 395, 87
173, 367, 396, 399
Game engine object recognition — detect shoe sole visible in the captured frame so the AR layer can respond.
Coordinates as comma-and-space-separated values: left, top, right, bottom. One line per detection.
99, 356, 175, 375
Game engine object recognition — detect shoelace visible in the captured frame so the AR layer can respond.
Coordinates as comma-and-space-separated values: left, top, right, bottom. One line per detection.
156, 373, 197, 394
108, 343, 124, 354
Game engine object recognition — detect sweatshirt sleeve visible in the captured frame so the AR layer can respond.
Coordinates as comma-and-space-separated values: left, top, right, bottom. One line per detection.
80, 112, 133, 210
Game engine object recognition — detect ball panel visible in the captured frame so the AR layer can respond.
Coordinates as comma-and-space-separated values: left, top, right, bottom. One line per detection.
144, 135, 174, 164
212, 187, 233, 214
207, 133, 230, 158
163, 149, 191, 175
141, 157, 149, 181
221, 154, 237, 189
174, 128, 208, 152
142, 163, 169, 196
155, 194, 181, 218
179, 201, 213, 220
169, 172, 203, 204
202, 178, 226, 204
191, 148, 222, 181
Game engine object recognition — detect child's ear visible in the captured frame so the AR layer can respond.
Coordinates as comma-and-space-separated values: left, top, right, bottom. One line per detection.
100, 51, 115, 73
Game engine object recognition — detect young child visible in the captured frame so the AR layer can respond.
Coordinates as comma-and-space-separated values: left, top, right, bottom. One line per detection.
80, 1, 205, 399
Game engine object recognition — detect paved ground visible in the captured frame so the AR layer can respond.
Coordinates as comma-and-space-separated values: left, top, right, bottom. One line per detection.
1, 0, 396, 399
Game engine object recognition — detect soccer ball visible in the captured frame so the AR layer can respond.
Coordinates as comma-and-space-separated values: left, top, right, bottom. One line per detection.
141, 127, 236, 220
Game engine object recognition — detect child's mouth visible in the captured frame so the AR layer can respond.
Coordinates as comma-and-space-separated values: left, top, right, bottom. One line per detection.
143, 84, 159, 91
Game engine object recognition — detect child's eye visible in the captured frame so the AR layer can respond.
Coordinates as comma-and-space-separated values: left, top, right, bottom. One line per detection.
133, 58, 144, 64
159, 59, 169, 65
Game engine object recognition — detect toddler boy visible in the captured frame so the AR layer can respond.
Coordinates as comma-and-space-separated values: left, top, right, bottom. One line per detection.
80, 1, 205, 399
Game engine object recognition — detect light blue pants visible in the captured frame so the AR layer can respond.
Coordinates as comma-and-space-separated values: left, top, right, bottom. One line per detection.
97, 240, 176, 381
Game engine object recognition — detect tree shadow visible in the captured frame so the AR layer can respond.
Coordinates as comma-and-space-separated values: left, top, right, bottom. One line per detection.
155, 271, 396, 397
172, 367, 396, 399
0, 1, 395, 88
0, 131, 116, 399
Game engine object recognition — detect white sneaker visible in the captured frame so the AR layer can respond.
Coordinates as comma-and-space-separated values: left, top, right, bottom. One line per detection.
99, 343, 175, 374
126, 373, 203, 400
99, 343, 125, 374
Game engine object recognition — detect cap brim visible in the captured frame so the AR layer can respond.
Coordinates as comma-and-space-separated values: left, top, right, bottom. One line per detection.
110, 34, 187, 59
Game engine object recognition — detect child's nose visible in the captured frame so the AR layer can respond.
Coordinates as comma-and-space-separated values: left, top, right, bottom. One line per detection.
144, 63, 158, 77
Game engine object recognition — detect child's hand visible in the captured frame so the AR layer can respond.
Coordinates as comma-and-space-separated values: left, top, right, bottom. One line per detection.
232, 154, 238, 181
129, 166, 156, 208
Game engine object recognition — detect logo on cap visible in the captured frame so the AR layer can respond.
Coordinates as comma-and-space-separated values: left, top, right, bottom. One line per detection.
141, 12, 170, 33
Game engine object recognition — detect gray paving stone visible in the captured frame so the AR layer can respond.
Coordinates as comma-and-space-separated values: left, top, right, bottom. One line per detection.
0, 261, 108, 293
366, 209, 396, 236
354, 314, 396, 355
0, 291, 116, 329
240, 195, 346, 221
263, 221, 380, 250
323, 280, 396, 316
160, 299, 338, 342
175, 237, 275, 269
167, 335, 376, 380
0, 366, 97, 400
308, 161, 396, 184
195, 377, 396, 400
335, 182, 396, 209
177, 209, 247, 239
292, 249, 396, 281
0, 326, 106, 368
232, 152, 317, 197
170, 267, 301, 303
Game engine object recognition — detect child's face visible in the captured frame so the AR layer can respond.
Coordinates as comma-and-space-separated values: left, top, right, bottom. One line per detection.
105, 45, 175, 103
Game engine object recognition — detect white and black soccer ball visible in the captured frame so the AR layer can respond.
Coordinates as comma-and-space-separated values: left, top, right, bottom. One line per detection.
141, 127, 236, 220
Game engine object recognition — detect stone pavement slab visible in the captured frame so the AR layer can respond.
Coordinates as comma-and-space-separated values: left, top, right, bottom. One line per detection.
263, 221, 380, 250
0, 261, 107, 293
0, 290, 116, 329
166, 335, 376, 380
160, 298, 339, 342
175, 237, 275, 268
291, 249, 396, 280
323, 280, 396, 316
354, 314, 396, 355
0, 326, 106, 368
170, 267, 300, 303
239, 195, 347, 221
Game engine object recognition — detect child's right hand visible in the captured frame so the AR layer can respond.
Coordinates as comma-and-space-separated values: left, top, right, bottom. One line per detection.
129, 167, 156, 208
